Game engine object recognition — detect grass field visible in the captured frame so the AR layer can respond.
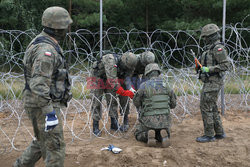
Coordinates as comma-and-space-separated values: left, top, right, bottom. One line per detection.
0, 75, 248, 99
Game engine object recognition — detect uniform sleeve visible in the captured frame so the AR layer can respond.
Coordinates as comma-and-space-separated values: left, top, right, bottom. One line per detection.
169, 89, 177, 109
133, 83, 145, 108
102, 54, 120, 90
209, 45, 231, 73
124, 71, 134, 90
29, 45, 55, 107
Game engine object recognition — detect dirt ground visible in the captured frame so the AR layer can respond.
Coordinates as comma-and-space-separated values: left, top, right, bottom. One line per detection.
0, 103, 249, 167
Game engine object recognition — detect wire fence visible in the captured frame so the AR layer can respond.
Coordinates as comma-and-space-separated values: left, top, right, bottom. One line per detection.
0, 17, 249, 153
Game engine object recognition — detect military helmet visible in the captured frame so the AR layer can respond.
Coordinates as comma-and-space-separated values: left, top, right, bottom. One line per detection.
141, 51, 155, 66
121, 52, 138, 70
201, 24, 220, 37
144, 63, 161, 76
42, 6, 73, 29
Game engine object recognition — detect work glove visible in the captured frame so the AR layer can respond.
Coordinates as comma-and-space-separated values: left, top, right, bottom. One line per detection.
116, 87, 134, 99
201, 67, 209, 73
108, 144, 122, 154
101, 144, 122, 154
45, 110, 58, 132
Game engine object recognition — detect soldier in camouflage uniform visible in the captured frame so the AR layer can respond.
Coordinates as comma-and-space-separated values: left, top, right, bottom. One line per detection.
90, 52, 137, 136
14, 7, 73, 167
132, 51, 155, 90
196, 23, 231, 143
133, 63, 176, 147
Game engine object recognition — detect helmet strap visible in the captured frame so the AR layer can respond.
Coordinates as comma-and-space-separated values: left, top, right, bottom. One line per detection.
146, 71, 160, 79
205, 32, 221, 45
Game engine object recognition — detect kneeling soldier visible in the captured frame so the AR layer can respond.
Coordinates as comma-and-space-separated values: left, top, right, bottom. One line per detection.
133, 63, 176, 147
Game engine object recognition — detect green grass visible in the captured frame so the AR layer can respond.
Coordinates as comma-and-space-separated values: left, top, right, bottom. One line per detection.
0, 76, 248, 99
71, 81, 91, 99
0, 81, 91, 100
0, 81, 24, 99
224, 79, 249, 94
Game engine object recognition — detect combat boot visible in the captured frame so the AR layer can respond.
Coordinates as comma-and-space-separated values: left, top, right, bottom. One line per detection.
160, 129, 171, 148
119, 115, 129, 132
196, 135, 215, 143
214, 133, 226, 139
93, 120, 101, 136
110, 117, 119, 130
13, 159, 21, 167
147, 130, 156, 147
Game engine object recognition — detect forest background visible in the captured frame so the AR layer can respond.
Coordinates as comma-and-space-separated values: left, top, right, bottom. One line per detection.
1, 0, 250, 32
0, 0, 249, 69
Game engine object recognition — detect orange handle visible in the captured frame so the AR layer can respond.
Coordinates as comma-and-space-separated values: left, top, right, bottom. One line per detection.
195, 58, 203, 68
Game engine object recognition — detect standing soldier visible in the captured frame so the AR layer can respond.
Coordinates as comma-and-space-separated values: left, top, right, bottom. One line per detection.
90, 52, 137, 136
132, 51, 155, 90
14, 6, 73, 167
133, 63, 176, 147
196, 23, 231, 142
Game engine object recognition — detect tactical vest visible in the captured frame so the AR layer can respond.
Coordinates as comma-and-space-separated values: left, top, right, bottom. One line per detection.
142, 80, 170, 116
24, 36, 72, 106
143, 94, 170, 116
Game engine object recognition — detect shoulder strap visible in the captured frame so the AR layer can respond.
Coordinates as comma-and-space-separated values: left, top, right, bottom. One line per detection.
32, 36, 68, 69
32, 36, 62, 56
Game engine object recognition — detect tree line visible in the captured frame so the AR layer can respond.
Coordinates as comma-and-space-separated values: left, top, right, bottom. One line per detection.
1, 0, 249, 32
0, 0, 249, 72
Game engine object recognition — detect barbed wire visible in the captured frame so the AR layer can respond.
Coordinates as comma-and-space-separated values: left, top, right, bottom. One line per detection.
0, 17, 249, 153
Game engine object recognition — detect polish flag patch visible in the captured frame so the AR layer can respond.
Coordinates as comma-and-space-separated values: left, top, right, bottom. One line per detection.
114, 64, 117, 68
217, 48, 223, 51
45, 52, 52, 56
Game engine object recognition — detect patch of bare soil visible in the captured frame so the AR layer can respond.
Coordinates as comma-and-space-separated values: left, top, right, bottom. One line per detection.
0, 96, 249, 167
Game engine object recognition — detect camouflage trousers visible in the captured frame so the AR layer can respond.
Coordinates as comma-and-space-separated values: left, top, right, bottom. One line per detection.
118, 95, 130, 117
134, 123, 170, 143
200, 82, 224, 137
118, 81, 132, 117
91, 87, 118, 120
134, 115, 171, 143
91, 89, 131, 120
91, 74, 131, 121
14, 107, 65, 167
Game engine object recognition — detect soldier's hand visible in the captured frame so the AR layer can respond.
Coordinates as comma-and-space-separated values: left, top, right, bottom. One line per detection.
45, 110, 58, 132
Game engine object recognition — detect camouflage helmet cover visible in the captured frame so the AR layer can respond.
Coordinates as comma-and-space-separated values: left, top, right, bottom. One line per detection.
42, 6, 73, 29
201, 24, 220, 37
121, 52, 138, 70
144, 63, 161, 76
141, 51, 155, 66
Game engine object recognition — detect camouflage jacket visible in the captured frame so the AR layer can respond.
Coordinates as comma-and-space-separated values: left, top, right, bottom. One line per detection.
92, 54, 134, 90
23, 31, 71, 112
133, 76, 176, 129
200, 40, 231, 84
